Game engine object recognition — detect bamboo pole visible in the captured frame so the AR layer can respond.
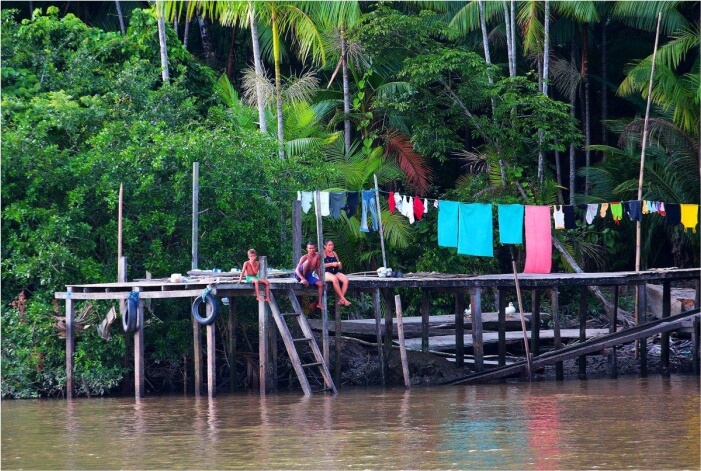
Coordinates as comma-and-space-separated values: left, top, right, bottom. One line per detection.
634, 12, 662, 357
314, 190, 329, 364
373, 174, 387, 269
512, 259, 532, 380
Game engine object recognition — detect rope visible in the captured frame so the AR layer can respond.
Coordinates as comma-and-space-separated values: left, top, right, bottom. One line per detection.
128, 291, 139, 304
201, 286, 212, 301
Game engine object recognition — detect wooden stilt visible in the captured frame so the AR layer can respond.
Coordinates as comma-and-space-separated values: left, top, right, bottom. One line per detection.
421, 289, 430, 353
551, 287, 563, 380
639, 283, 648, 377
292, 200, 302, 268
192, 314, 202, 395
207, 322, 215, 397
373, 289, 385, 385
395, 295, 410, 389
228, 298, 236, 392
134, 288, 144, 398
578, 285, 588, 380
498, 288, 506, 366
531, 290, 541, 356
65, 287, 74, 399
660, 280, 671, 376
455, 291, 465, 368
608, 286, 619, 379
335, 300, 341, 387
470, 289, 483, 372
383, 289, 394, 367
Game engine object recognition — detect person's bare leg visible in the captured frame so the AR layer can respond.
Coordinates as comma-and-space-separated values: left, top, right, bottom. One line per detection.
253, 280, 263, 301
325, 273, 343, 301
263, 280, 271, 302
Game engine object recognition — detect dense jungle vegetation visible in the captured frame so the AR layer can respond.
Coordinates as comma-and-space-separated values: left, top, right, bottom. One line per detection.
2, 1, 698, 398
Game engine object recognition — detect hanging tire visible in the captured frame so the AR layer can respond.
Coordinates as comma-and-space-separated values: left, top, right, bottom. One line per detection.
122, 295, 138, 333
192, 293, 218, 326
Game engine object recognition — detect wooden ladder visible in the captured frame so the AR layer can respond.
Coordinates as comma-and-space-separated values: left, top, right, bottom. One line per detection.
267, 290, 337, 395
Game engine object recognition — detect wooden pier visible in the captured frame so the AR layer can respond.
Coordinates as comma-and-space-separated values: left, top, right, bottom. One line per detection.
55, 267, 700, 398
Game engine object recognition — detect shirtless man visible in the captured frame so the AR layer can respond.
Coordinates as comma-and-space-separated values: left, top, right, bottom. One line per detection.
295, 242, 324, 310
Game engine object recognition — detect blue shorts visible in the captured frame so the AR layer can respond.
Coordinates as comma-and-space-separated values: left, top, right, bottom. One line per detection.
296, 271, 319, 285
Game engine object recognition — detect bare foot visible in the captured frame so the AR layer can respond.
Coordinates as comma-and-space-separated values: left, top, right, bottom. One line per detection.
256, 297, 264, 302
264, 297, 271, 302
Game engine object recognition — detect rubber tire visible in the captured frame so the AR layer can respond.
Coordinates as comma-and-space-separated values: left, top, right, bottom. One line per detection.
192, 293, 218, 326
122, 296, 138, 333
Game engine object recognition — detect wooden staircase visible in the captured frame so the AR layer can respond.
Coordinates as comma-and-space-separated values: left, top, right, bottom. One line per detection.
267, 290, 337, 395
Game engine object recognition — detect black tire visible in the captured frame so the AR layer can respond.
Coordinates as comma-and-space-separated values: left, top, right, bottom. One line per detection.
122, 294, 138, 333
192, 293, 218, 326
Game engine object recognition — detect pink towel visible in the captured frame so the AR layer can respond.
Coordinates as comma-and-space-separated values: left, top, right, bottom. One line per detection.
523, 205, 552, 274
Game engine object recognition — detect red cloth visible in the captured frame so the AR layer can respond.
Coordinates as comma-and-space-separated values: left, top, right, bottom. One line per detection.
413, 196, 425, 220
388, 192, 396, 213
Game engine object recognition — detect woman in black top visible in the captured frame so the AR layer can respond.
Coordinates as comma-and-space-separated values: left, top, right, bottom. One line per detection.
323, 239, 351, 306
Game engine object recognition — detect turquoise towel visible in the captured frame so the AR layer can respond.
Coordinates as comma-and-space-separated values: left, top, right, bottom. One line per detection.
498, 204, 524, 244
437, 200, 459, 247
458, 203, 493, 257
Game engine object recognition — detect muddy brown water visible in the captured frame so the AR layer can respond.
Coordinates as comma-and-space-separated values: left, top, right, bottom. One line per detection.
2, 376, 699, 470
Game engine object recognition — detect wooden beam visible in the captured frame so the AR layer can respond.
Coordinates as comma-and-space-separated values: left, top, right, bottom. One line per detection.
639, 282, 648, 377
455, 291, 465, 368
470, 289, 483, 372
660, 280, 671, 376
228, 297, 236, 393
193, 309, 202, 396
421, 289, 430, 353
498, 288, 506, 366
259, 256, 269, 395
578, 285, 588, 380
207, 322, 215, 397
335, 300, 341, 387
551, 287, 563, 380
531, 290, 540, 356
373, 289, 385, 385
134, 288, 145, 398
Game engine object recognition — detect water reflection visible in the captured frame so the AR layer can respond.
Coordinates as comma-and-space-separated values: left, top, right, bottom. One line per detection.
1, 376, 699, 470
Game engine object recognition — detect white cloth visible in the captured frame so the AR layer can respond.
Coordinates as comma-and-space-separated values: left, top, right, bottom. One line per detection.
406, 197, 415, 224
553, 205, 565, 230
394, 192, 403, 213
424, 198, 429, 213
585, 204, 598, 224
319, 191, 330, 216
298, 191, 313, 213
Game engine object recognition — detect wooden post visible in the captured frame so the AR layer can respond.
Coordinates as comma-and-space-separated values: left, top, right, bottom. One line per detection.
578, 285, 588, 380
335, 300, 341, 386
608, 286, 619, 379
260, 257, 276, 391
660, 280, 671, 376
551, 287, 563, 380
373, 289, 385, 385
383, 289, 394, 366
454, 291, 465, 368
207, 322, 216, 397
292, 200, 302, 268
498, 288, 506, 366
470, 289, 484, 372
395, 295, 410, 389
259, 256, 271, 395
314, 191, 329, 365
192, 314, 202, 396
421, 289, 430, 352
65, 287, 74, 399
639, 283, 648, 377
693, 317, 700, 376
134, 288, 145, 398
373, 174, 387, 269
531, 290, 541, 356
228, 298, 236, 392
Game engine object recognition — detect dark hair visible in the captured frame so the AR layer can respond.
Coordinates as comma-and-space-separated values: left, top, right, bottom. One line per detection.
248, 249, 257, 255
324, 239, 334, 246
306, 241, 317, 248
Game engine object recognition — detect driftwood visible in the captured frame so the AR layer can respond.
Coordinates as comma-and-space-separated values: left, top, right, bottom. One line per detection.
53, 302, 93, 339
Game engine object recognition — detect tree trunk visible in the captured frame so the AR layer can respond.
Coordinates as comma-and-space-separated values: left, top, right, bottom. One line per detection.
183, 17, 190, 49
249, 7, 267, 134
115, 0, 125, 35
569, 43, 577, 204
502, 1, 515, 77
271, 9, 285, 159
478, 0, 492, 72
600, 18, 608, 149
226, 25, 237, 81
581, 26, 591, 196
157, 1, 169, 84
197, 12, 217, 69
341, 32, 351, 155
555, 148, 563, 203
510, 0, 516, 76
537, 0, 551, 185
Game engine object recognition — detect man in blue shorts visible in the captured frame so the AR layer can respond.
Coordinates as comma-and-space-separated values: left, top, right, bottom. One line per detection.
295, 242, 324, 311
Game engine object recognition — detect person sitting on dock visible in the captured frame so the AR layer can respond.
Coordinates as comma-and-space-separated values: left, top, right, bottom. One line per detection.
295, 242, 324, 311
238, 249, 271, 302
323, 239, 351, 306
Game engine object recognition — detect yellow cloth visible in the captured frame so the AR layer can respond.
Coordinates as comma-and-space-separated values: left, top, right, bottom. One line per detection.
680, 204, 699, 233
600, 202, 609, 218
642, 200, 649, 214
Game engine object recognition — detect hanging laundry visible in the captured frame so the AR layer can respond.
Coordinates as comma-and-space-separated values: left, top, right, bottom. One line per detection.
458, 203, 493, 257
388, 192, 396, 213
610, 202, 623, 225
329, 192, 346, 219
600, 202, 609, 218
523, 206, 552, 274
658, 202, 666, 217
563, 205, 577, 229
318, 192, 330, 216
298, 191, 313, 213
642, 200, 649, 215
344, 191, 359, 217
437, 200, 459, 248
553, 205, 565, 230
423, 199, 429, 214
406, 197, 415, 224
394, 192, 403, 213
360, 189, 379, 232
664, 203, 681, 226
585, 204, 598, 224
413, 196, 425, 221
497, 204, 524, 244
434, 200, 439, 209
680, 204, 699, 233
623, 200, 642, 222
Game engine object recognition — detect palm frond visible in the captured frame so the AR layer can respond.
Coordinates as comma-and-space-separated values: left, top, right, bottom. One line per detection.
611, 1, 689, 35
240, 66, 276, 108
383, 132, 433, 194
550, 55, 582, 99
283, 71, 320, 106
517, 0, 544, 56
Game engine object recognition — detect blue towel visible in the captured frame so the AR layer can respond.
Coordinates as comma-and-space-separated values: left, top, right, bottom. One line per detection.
497, 204, 524, 244
458, 203, 493, 257
437, 200, 459, 247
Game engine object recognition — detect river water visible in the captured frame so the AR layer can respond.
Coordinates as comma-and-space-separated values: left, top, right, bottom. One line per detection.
2, 376, 699, 470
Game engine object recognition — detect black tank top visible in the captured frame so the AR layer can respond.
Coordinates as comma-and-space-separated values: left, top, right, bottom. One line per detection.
324, 254, 339, 274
